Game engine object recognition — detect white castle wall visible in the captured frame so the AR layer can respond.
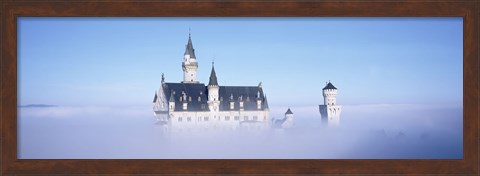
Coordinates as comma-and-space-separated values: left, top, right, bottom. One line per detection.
166, 110, 270, 132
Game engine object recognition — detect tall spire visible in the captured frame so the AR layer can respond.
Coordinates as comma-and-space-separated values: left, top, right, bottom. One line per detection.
184, 32, 196, 58
208, 61, 218, 86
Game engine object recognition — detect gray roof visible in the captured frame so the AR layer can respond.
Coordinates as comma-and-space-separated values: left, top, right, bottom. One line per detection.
184, 35, 196, 58
323, 82, 337, 90
263, 95, 269, 109
285, 108, 293, 114
163, 83, 209, 111
162, 83, 268, 112
218, 86, 267, 111
208, 65, 218, 86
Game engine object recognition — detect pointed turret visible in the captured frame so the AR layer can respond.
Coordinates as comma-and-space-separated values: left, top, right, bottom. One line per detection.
207, 62, 220, 111
182, 32, 199, 83
184, 33, 196, 59
285, 108, 293, 115
281, 108, 294, 128
208, 62, 218, 86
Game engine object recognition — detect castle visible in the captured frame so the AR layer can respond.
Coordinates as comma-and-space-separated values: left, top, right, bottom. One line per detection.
153, 33, 342, 131
152, 34, 270, 132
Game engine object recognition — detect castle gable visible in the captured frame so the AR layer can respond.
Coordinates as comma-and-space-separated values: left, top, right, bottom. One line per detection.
218, 86, 266, 111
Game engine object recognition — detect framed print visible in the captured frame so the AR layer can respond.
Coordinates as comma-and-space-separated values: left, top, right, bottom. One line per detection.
1, 0, 478, 175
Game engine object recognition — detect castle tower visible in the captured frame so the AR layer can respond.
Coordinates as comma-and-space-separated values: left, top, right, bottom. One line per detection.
207, 62, 220, 112
281, 108, 294, 128
182, 33, 199, 83
319, 81, 342, 126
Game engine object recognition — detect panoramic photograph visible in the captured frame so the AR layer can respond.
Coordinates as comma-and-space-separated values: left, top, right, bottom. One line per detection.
18, 17, 463, 159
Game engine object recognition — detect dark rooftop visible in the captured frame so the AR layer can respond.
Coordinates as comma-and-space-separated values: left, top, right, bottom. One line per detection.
285, 108, 293, 114
161, 83, 268, 112
152, 92, 158, 103
323, 82, 337, 90
184, 34, 196, 58
163, 83, 209, 111
208, 64, 218, 86
218, 86, 266, 111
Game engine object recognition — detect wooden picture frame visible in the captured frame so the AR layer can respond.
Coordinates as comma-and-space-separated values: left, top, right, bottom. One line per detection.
1, 0, 478, 175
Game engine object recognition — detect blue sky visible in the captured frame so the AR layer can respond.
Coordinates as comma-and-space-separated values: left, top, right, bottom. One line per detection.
18, 17, 463, 107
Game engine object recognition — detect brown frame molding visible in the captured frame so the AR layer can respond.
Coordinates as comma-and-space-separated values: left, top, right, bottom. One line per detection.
1, 0, 478, 175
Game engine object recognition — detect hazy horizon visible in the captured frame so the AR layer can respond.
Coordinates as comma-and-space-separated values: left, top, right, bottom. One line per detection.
18, 104, 462, 159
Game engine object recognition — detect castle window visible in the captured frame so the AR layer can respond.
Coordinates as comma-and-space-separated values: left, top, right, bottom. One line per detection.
178, 117, 182, 122
189, 96, 192, 102
234, 116, 239, 121
225, 116, 230, 121
201, 104, 206, 109
253, 116, 258, 121
187, 117, 191, 122
243, 116, 248, 121
198, 96, 201, 101
204, 116, 209, 121
246, 96, 250, 101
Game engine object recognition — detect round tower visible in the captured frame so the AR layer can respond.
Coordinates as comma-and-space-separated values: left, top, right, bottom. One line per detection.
282, 108, 294, 128
323, 81, 337, 106
182, 32, 199, 83
319, 81, 342, 127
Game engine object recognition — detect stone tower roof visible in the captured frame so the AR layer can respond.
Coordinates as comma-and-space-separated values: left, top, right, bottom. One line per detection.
323, 81, 337, 90
208, 64, 218, 86
184, 34, 196, 58
285, 108, 293, 115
